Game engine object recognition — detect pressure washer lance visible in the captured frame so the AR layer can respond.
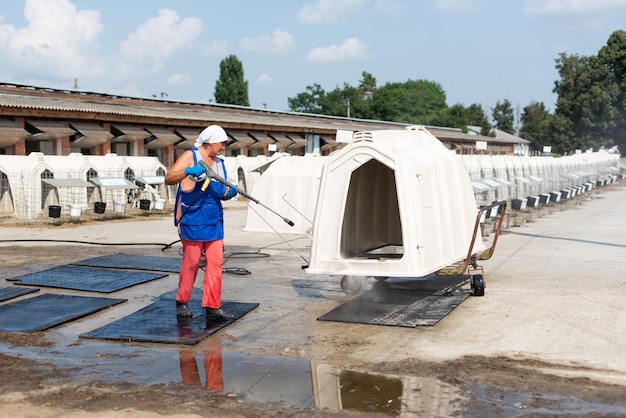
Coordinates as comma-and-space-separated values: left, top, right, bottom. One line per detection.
198, 160, 295, 227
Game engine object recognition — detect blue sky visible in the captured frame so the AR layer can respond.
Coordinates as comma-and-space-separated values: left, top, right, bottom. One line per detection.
1, 0, 625, 122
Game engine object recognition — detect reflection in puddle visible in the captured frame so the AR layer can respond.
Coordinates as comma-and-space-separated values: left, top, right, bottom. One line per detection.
179, 353, 626, 417
311, 362, 465, 416
179, 336, 223, 393
2, 339, 625, 416
176, 349, 465, 416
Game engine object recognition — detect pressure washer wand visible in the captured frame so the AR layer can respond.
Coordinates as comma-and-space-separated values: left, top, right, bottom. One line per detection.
199, 160, 295, 227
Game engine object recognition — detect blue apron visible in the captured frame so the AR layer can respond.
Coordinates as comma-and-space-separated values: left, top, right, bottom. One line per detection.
174, 149, 228, 242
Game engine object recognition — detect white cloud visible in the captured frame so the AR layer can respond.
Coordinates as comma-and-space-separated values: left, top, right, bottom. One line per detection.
374, 0, 406, 15
433, 0, 484, 13
305, 37, 370, 62
256, 73, 275, 86
239, 29, 296, 54
119, 9, 202, 68
0, 0, 105, 78
107, 82, 142, 98
523, 0, 626, 17
197, 39, 231, 57
166, 73, 191, 85
298, 0, 366, 24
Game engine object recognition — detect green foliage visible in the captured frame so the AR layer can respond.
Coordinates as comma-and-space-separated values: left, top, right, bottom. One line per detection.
552, 52, 620, 153
433, 102, 491, 134
598, 30, 626, 154
491, 99, 515, 134
520, 101, 551, 152
214, 55, 250, 106
288, 73, 446, 124
287, 83, 325, 113
433, 103, 470, 131
371, 79, 447, 124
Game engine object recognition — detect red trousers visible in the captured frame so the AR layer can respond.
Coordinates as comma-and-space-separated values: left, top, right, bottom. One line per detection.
176, 238, 223, 309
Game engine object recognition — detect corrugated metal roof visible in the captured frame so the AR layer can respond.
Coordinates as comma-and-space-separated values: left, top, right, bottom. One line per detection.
493, 128, 531, 144
0, 91, 407, 133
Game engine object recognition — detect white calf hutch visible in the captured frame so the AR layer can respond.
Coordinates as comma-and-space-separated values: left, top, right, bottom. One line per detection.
0, 153, 167, 219
304, 127, 502, 295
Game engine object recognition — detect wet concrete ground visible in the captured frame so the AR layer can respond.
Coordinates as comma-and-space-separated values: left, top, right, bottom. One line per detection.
1, 182, 626, 417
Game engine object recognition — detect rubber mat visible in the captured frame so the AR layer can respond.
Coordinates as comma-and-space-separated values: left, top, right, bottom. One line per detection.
8, 265, 167, 293
0, 293, 125, 333
317, 277, 470, 327
0, 286, 39, 302
80, 295, 259, 345
71, 253, 187, 273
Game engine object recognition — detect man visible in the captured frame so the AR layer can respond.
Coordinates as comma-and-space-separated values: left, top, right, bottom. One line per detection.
165, 125, 238, 322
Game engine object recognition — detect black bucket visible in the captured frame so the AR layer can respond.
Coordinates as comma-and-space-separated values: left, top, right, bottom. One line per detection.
139, 199, 151, 210
48, 205, 62, 218
94, 201, 106, 214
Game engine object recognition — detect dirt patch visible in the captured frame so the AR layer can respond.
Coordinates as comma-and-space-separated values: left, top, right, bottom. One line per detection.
377, 356, 626, 404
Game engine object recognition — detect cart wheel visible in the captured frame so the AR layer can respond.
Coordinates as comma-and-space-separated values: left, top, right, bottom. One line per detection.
471, 274, 485, 296
340, 275, 362, 295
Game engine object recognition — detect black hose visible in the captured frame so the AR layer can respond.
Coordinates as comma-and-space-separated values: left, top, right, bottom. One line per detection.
0, 238, 175, 249
0, 241, 272, 275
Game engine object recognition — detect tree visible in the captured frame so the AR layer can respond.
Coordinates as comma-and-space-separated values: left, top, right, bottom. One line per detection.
491, 99, 515, 134
550, 53, 583, 153
358, 71, 377, 94
598, 30, 626, 154
432, 102, 491, 135
545, 113, 574, 155
552, 52, 620, 153
433, 103, 491, 136
214, 55, 250, 106
599, 30, 626, 108
288, 72, 378, 119
432, 103, 471, 131
288, 74, 447, 124
287, 83, 325, 113
464, 103, 492, 135
321, 83, 359, 117
371, 79, 447, 124
520, 101, 550, 152
355, 71, 377, 119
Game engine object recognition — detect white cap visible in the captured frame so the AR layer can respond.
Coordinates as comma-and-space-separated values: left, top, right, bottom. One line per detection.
194, 125, 228, 147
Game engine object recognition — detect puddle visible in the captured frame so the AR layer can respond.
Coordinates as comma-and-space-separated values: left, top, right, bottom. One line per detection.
465, 386, 626, 417
2, 338, 625, 416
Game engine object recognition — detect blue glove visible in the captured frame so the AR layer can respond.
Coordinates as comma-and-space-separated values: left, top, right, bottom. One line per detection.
224, 186, 238, 200
184, 165, 205, 177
